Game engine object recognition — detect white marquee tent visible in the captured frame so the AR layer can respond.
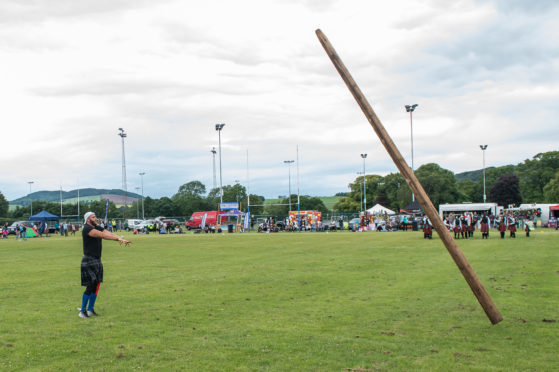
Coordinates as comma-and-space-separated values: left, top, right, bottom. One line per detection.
367, 204, 395, 215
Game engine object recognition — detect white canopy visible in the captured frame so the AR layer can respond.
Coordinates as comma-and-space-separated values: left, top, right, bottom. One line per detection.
367, 204, 395, 215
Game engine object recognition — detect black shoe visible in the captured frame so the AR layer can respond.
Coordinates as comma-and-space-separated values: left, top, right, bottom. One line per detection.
79, 310, 89, 318
87, 309, 99, 317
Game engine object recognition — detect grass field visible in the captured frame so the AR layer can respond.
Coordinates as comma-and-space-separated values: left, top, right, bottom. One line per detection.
1, 229, 557, 371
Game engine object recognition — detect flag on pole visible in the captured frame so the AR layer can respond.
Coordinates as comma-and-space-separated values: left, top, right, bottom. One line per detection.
104, 199, 109, 224
200, 213, 208, 229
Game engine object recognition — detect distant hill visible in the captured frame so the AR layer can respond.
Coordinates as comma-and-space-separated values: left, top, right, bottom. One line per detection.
455, 167, 495, 182
10, 188, 141, 206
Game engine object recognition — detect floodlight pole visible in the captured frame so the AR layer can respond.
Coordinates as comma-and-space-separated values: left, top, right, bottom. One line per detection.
405, 104, 418, 201
135, 187, 140, 218
60, 185, 63, 217
284, 160, 294, 212
118, 128, 128, 214
356, 172, 363, 211
28, 181, 34, 217
361, 154, 367, 211
77, 179, 80, 223
316, 29, 502, 324
211, 147, 217, 191
139, 172, 145, 219
296, 145, 301, 231
480, 145, 488, 203
215, 123, 225, 208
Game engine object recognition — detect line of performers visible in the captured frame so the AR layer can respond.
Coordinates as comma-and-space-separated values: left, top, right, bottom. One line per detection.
423, 213, 531, 240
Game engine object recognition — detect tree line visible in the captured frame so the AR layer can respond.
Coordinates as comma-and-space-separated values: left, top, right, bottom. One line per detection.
333, 151, 559, 212
0, 180, 329, 222
1, 151, 558, 221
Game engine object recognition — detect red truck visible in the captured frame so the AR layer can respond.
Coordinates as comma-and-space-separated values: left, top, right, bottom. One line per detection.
186, 211, 224, 230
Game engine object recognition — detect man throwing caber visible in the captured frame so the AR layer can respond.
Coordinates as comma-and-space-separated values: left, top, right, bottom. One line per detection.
79, 212, 131, 318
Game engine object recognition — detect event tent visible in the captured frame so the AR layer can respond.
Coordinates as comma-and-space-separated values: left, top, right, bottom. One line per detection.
367, 204, 395, 215
29, 210, 60, 223
401, 200, 422, 214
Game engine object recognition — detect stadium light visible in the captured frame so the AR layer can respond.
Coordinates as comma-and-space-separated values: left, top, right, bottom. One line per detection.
27, 181, 34, 217
139, 172, 146, 219
360, 154, 367, 212
215, 123, 225, 207
284, 160, 295, 212
480, 145, 488, 203
405, 104, 418, 201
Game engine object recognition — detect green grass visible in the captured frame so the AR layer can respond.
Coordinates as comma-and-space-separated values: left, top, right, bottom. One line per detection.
1, 229, 557, 371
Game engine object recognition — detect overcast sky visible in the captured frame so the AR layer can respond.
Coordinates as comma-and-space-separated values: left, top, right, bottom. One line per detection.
1, 0, 558, 201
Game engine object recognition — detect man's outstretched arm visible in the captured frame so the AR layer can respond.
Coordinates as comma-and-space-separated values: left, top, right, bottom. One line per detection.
87, 228, 131, 245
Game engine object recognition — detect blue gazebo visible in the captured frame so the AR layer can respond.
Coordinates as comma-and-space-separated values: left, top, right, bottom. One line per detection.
29, 210, 60, 223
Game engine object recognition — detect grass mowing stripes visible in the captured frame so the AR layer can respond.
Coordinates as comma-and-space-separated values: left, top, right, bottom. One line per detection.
0, 229, 557, 370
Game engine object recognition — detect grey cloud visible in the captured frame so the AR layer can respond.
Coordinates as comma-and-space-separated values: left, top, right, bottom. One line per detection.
478, 0, 559, 14
0, 0, 152, 23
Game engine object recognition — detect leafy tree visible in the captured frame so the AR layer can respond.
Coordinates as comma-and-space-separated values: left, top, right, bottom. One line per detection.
374, 192, 390, 208
222, 184, 247, 207
332, 196, 360, 212
247, 194, 265, 215
0, 191, 8, 217
380, 173, 410, 212
172, 181, 211, 216
151, 197, 178, 217
265, 195, 328, 215
88, 200, 119, 220
333, 172, 411, 212
457, 179, 481, 203
543, 170, 559, 202
516, 151, 559, 202
489, 174, 522, 207
414, 163, 463, 208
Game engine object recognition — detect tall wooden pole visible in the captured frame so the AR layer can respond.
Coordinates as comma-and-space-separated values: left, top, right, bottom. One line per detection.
316, 29, 503, 324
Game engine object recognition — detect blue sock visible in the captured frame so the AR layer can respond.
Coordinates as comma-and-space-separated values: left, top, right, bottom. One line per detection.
88, 294, 97, 311
81, 293, 90, 311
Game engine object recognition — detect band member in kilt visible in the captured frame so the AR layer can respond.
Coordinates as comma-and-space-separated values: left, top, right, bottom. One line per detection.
79, 212, 131, 318
422, 216, 433, 239
480, 214, 490, 239
508, 215, 517, 238
498, 214, 506, 239
525, 221, 530, 237
452, 216, 461, 239
460, 215, 468, 239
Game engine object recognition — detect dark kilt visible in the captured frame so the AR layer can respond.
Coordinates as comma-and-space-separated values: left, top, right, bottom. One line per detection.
508, 225, 517, 233
81, 255, 103, 286
480, 223, 489, 233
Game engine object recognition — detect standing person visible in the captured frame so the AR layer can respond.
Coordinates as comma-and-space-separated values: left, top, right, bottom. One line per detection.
498, 214, 506, 239
480, 214, 490, 239
422, 216, 432, 239
15, 224, 21, 240
2, 223, 8, 239
21, 224, 27, 241
79, 212, 131, 318
508, 215, 517, 238
525, 221, 531, 237
453, 216, 461, 239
